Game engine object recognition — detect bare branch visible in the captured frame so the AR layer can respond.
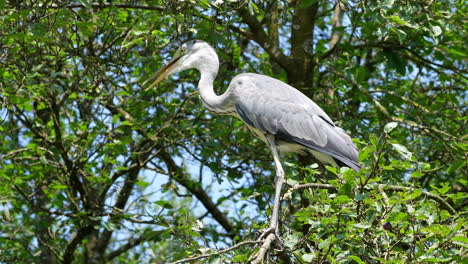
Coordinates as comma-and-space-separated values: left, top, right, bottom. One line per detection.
329, 1, 345, 50
50, 3, 165, 11
106, 236, 146, 261
237, 8, 294, 71
159, 148, 237, 237
0, 147, 29, 160
63, 225, 94, 264
250, 233, 276, 264
172, 240, 263, 264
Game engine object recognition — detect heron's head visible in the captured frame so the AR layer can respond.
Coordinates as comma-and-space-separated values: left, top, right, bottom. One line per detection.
143, 40, 218, 90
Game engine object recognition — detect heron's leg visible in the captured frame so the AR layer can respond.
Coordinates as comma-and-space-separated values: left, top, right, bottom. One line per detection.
260, 135, 284, 240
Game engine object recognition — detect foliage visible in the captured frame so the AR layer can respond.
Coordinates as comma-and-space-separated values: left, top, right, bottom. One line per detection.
0, 0, 466, 263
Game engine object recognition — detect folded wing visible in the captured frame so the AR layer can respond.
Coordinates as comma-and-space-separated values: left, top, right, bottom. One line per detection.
232, 73, 360, 171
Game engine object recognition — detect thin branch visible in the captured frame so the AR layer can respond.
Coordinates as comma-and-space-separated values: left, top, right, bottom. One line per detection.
106, 236, 146, 261
159, 148, 237, 237
333, 71, 458, 140
369, 89, 433, 115
250, 233, 276, 264
236, 8, 294, 71
0, 147, 29, 160
370, 97, 455, 139
329, 1, 345, 50
405, 48, 467, 75
50, 3, 165, 11
172, 240, 263, 264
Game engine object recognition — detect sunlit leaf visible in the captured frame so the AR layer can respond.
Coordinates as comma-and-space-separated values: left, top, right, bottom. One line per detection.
391, 143, 413, 160
384, 122, 398, 134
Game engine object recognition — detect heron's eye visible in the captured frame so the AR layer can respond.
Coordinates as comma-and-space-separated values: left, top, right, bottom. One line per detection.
180, 48, 186, 54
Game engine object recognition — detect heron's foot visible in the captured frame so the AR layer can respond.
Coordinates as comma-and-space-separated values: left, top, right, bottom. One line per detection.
258, 226, 284, 249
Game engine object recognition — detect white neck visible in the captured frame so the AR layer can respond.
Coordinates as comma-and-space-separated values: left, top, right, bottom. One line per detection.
196, 53, 232, 113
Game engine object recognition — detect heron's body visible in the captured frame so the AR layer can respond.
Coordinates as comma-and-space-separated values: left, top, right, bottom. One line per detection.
144, 40, 360, 247
194, 63, 360, 171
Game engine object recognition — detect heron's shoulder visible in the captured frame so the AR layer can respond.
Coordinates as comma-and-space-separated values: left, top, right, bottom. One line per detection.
230, 73, 296, 93
233, 73, 287, 84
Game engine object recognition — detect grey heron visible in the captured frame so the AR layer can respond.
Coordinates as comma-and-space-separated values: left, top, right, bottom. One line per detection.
144, 40, 360, 240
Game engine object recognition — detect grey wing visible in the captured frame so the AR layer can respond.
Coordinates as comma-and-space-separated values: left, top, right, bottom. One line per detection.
231, 73, 360, 171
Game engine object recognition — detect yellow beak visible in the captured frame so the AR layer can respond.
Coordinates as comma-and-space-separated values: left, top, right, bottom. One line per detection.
143, 55, 183, 91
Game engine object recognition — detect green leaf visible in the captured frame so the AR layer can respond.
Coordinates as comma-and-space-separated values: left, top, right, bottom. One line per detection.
284, 233, 301, 249
51, 184, 68, 190
387, 15, 407, 25
447, 160, 465, 174
355, 67, 369, 83
431, 25, 442, 36
369, 134, 379, 146
232, 254, 249, 262
381, 0, 394, 9
197, 0, 210, 8
78, 0, 92, 8
336, 195, 352, 203
338, 182, 352, 198
353, 223, 371, 229
359, 145, 376, 162
299, 0, 318, 9
391, 143, 413, 160
384, 122, 398, 134
348, 255, 365, 264
386, 15, 418, 29
135, 180, 150, 188
155, 200, 173, 209
382, 50, 406, 74
451, 235, 468, 248
318, 236, 332, 249
249, 2, 259, 13
302, 253, 315, 262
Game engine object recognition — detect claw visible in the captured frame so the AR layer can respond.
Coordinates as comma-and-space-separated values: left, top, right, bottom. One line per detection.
258, 226, 275, 240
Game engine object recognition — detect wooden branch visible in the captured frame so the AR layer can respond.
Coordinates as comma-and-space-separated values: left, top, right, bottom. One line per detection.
405, 48, 467, 75
96, 143, 152, 254
0, 147, 29, 160
288, 2, 318, 86
172, 240, 262, 264
250, 233, 276, 264
237, 8, 294, 71
319, 1, 345, 63
370, 97, 455, 139
369, 89, 433, 115
50, 3, 165, 11
63, 225, 94, 264
106, 236, 146, 261
331, 70, 457, 140
159, 148, 237, 237
329, 1, 345, 50
286, 183, 458, 215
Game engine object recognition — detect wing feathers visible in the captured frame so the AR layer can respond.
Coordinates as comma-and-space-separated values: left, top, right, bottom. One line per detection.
231, 73, 360, 171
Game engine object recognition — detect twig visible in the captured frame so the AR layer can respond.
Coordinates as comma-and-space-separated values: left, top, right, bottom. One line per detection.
172, 240, 263, 264
286, 183, 458, 215
49, 3, 165, 11
0, 147, 29, 160
338, 72, 457, 140
106, 236, 146, 261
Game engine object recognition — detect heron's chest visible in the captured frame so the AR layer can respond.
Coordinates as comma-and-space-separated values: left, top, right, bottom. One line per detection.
243, 124, 307, 154
199, 97, 236, 116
